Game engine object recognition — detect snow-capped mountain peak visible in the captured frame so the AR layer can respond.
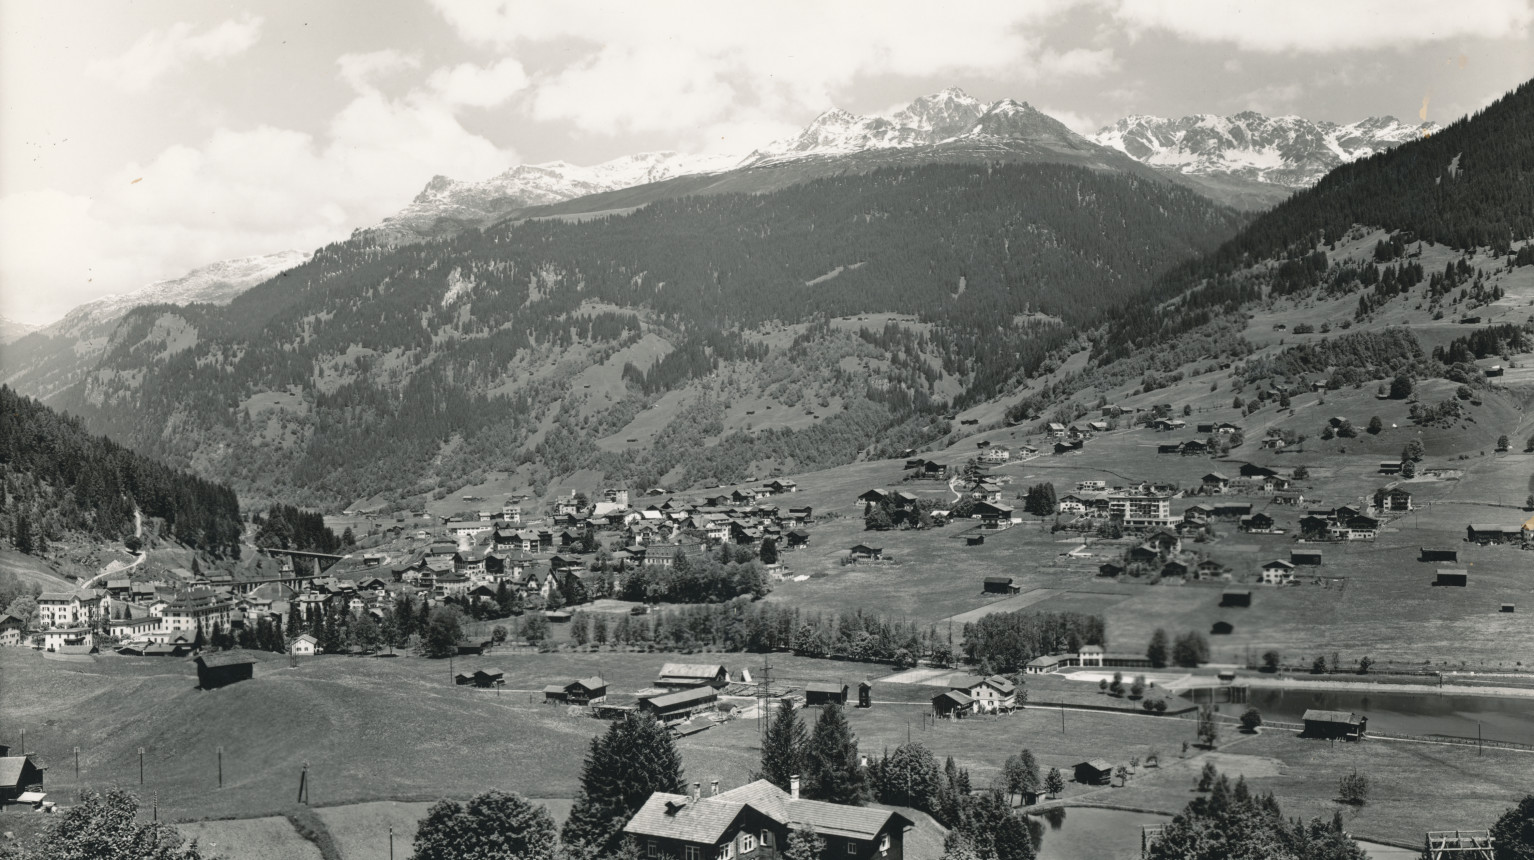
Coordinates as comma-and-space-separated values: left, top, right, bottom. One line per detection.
1092, 112, 1438, 187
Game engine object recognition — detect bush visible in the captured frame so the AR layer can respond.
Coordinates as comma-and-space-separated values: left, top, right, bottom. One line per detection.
1338, 772, 1369, 805
1239, 708, 1263, 733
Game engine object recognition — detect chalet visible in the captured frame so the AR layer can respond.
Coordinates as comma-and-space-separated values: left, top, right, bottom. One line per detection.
763, 479, 798, 495
1074, 760, 1114, 786
904, 458, 928, 471
1377, 487, 1413, 513
291, 633, 320, 656
454, 671, 476, 686
1046, 422, 1066, 437
1087, 420, 1110, 433
657, 662, 730, 689
623, 778, 913, 860
1239, 512, 1276, 533
1057, 495, 1089, 515
637, 686, 718, 723
1202, 472, 1231, 492
785, 529, 811, 549
1220, 588, 1252, 607
1194, 559, 1227, 581
970, 501, 1018, 527
932, 689, 973, 718
1378, 461, 1403, 475
1434, 569, 1469, 587
920, 461, 949, 480
1259, 560, 1296, 585
1419, 547, 1458, 562
472, 668, 506, 688
983, 577, 1020, 595
1331, 514, 1379, 541
1302, 709, 1367, 740
858, 489, 890, 505
1161, 559, 1189, 578
1157, 443, 1184, 455
1239, 463, 1280, 479
1467, 523, 1524, 544
192, 653, 256, 689
1290, 549, 1323, 566
544, 676, 608, 704
0, 613, 24, 648
805, 681, 849, 706
1486, 364, 1505, 377
0, 752, 44, 804
962, 675, 1017, 712
1180, 439, 1209, 455
978, 446, 1010, 465
848, 545, 884, 562
1097, 561, 1125, 578
1183, 504, 1213, 524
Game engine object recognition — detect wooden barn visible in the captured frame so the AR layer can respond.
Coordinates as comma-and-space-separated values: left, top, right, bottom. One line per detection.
1419, 546, 1458, 562
1290, 549, 1323, 566
1220, 588, 1252, 608
983, 577, 1020, 594
1434, 569, 1468, 587
473, 668, 506, 688
1211, 621, 1234, 635
544, 676, 608, 704
638, 686, 718, 723
804, 681, 849, 706
192, 652, 256, 690
1301, 709, 1367, 740
931, 689, 973, 718
1074, 760, 1114, 786
0, 751, 44, 804
656, 662, 729, 689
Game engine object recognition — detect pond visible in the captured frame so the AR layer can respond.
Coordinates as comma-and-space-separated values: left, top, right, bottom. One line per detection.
1027, 807, 1418, 860
1225, 686, 1534, 745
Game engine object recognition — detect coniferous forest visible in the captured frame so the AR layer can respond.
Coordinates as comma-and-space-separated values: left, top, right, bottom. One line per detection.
0, 385, 243, 556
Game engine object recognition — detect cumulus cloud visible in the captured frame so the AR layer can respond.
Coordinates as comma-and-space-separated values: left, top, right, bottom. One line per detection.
337, 49, 422, 93
1109, 0, 1533, 53
428, 58, 531, 108
2, 56, 518, 324
428, 0, 1109, 141
86, 13, 263, 92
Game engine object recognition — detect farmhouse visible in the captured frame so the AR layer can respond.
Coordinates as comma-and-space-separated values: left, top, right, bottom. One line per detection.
291, 633, 320, 656
960, 675, 1016, 713
1201, 472, 1231, 492
1302, 709, 1367, 740
983, 577, 1021, 595
1239, 512, 1276, 533
1259, 560, 1296, 585
1377, 487, 1413, 513
804, 681, 849, 706
0, 752, 44, 804
192, 653, 256, 690
0, 613, 24, 647
638, 686, 718, 723
1467, 523, 1525, 544
857, 489, 890, 505
623, 778, 913, 860
970, 501, 1019, 527
470, 668, 506, 688
657, 662, 730, 689
848, 544, 885, 562
544, 676, 609, 704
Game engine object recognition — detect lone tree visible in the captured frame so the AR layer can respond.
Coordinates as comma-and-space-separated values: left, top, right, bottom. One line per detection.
1367, 416, 1383, 435
423, 606, 464, 658
1490, 794, 1534, 859
563, 715, 685, 855
1146, 628, 1169, 668
1261, 650, 1281, 673
804, 703, 866, 804
411, 790, 558, 860
1044, 767, 1065, 799
7, 788, 211, 860
759, 537, 778, 566
1197, 707, 1219, 749
1239, 708, 1263, 733
1389, 372, 1414, 400
759, 699, 807, 792
1337, 771, 1369, 806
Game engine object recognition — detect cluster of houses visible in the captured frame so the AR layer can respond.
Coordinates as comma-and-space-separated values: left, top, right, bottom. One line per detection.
929, 674, 1019, 717
4, 582, 250, 655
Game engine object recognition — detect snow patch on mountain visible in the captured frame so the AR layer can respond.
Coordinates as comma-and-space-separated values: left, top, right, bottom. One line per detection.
1091, 112, 1438, 187
42, 249, 313, 338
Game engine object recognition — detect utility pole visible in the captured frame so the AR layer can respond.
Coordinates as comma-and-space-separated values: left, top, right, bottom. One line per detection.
139, 747, 145, 785
218, 745, 224, 788
389, 826, 395, 860
73, 746, 80, 780
298, 761, 310, 805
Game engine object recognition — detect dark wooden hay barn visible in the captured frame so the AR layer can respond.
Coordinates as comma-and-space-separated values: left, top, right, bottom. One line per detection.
1211, 621, 1234, 635
1434, 570, 1468, 587
192, 652, 256, 690
1074, 760, 1114, 785
1220, 589, 1252, 608
1301, 709, 1367, 740
983, 576, 1020, 594
1419, 546, 1457, 562
805, 681, 849, 706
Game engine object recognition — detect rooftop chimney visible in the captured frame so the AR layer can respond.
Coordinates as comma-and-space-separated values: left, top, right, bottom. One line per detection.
692, 781, 701, 801
790, 774, 801, 800
710, 779, 720, 796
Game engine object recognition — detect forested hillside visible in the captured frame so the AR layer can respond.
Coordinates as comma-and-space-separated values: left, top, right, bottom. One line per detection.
0, 386, 243, 557
1097, 78, 1534, 363
47, 162, 1243, 506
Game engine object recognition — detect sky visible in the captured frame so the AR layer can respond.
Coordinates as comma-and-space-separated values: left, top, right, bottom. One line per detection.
1, 0, 1531, 325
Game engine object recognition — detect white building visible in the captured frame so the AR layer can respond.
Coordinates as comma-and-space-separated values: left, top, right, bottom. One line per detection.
1107, 493, 1174, 528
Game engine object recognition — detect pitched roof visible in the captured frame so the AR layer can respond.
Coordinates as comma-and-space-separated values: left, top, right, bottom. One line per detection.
642, 686, 719, 710
805, 681, 846, 694
0, 756, 37, 787
658, 662, 724, 680
1303, 709, 1363, 725
573, 675, 606, 690
624, 793, 747, 843
193, 651, 257, 667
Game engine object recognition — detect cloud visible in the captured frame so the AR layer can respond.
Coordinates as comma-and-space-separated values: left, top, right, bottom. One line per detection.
86, 14, 263, 92
428, 58, 531, 108
1035, 106, 1105, 136
1, 56, 518, 324
1238, 83, 1304, 115
1110, 0, 1534, 53
428, 0, 1108, 142
337, 49, 422, 94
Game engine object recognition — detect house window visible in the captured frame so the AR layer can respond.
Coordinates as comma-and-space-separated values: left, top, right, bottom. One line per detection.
742, 834, 756, 853
648, 841, 660, 858
879, 835, 890, 853
685, 847, 701, 860
718, 843, 733, 860
761, 831, 773, 847
846, 842, 858, 855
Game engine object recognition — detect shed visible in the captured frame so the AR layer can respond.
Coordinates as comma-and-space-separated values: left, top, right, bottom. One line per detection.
1419, 547, 1458, 562
1433, 569, 1468, 587
1301, 709, 1367, 739
1074, 760, 1114, 786
0, 755, 44, 803
473, 667, 506, 688
1210, 621, 1234, 635
192, 652, 256, 690
804, 681, 849, 706
1290, 549, 1323, 566
457, 672, 477, 686
932, 689, 972, 718
967, 535, 986, 547
1220, 589, 1252, 608
983, 577, 1020, 595
1501, 604, 1515, 613
858, 681, 873, 708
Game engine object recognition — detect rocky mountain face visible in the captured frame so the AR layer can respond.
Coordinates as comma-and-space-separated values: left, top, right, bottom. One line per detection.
1092, 112, 1439, 187
1, 249, 311, 401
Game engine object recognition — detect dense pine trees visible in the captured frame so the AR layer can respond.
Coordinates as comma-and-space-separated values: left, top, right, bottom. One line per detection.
0, 385, 242, 556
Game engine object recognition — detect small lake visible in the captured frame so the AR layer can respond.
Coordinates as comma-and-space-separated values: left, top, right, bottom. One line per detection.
1028, 807, 1416, 860
1221, 686, 1534, 745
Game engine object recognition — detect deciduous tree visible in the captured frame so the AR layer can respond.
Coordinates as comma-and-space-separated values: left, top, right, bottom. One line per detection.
410, 790, 558, 860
